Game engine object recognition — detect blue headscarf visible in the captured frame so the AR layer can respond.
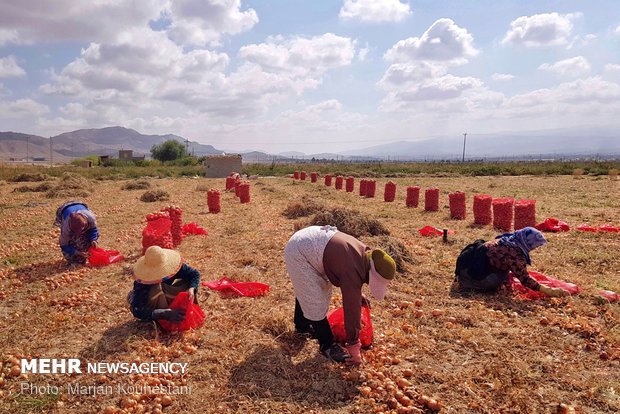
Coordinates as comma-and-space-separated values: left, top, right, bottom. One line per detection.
496, 227, 547, 265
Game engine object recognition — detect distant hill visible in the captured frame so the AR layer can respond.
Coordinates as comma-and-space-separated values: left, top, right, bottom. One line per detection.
0, 126, 224, 160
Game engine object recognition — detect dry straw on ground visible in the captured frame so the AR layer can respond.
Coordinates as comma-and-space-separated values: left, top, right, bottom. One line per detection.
140, 189, 170, 202
0, 173, 618, 413
122, 179, 151, 190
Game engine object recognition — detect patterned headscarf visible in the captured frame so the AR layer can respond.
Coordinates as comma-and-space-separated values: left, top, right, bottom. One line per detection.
496, 227, 547, 265
68, 212, 87, 235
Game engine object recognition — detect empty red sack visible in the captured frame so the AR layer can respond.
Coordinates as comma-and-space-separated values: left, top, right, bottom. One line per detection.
182, 222, 208, 235
384, 181, 396, 202
406, 186, 420, 207
202, 277, 269, 297
449, 191, 466, 220
327, 305, 373, 348
595, 289, 619, 302
493, 198, 514, 231
510, 271, 582, 300
599, 224, 619, 232
346, 177, 354, 193
535, 218, 569, 232
418, 225, 455, 236
325, 174, 333, 187
473, 195, 492, 225
577, 224, 598, 232
157, 292, 206, 332
424, 188, 439, 211
88, 247, 124, 266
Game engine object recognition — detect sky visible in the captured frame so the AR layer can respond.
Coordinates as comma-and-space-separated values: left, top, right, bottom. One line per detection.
1, 0, 619, 154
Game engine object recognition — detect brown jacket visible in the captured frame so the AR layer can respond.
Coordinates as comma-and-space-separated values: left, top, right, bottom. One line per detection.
322, 232, 371, 344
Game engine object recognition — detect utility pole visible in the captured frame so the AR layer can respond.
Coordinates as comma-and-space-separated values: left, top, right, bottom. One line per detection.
462, 132, 467, 162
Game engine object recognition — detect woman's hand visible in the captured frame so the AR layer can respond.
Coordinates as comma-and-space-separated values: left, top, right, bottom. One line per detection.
539, 284, 569, 297
361, 294, 371, 309
187, 287, 195, 303
90, 240, 98, 249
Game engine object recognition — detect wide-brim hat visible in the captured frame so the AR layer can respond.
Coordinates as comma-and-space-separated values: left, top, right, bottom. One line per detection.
132, 246, 182, 284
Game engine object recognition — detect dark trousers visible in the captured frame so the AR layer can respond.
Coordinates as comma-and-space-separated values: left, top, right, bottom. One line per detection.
294, 298, 334, 350
456, 269, 509, 292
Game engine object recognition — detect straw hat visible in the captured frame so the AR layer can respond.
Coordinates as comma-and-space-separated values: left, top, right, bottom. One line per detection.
132, 246, 182, 284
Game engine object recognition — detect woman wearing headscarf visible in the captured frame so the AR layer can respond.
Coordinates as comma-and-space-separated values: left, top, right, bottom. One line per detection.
285, 225, 396, 364
53, 201, 99, 267
128, 246, 201, 324
454, 227, 568, 297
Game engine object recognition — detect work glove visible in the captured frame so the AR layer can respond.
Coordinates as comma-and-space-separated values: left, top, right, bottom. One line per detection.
345, 341, 362, 365
539, 284, 569, 297
361, 294, 371, 309
152, 308, 186, 323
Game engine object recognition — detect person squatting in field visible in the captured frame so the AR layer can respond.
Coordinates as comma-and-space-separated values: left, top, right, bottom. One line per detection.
454, 226, 569, 297
285, 225, 396, 364
128, 246, 201, 324
54, 201, 99, 267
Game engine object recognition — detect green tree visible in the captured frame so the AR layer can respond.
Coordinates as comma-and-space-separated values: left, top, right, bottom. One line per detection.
151, 140, 187, 162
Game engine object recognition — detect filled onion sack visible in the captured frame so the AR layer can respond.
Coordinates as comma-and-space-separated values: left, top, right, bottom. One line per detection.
158, 292, 205, 332
384, 181, 396, 202
327, 305, 373, 348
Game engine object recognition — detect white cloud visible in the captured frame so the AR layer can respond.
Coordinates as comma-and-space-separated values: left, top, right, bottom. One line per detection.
379, 62, 447, 86
339, 0, 411, 23
604, 63, 620, 76
166, 0, 258, 46
615, 25, 620, 36
0, 0, 165, 45
508, 77, 620, 108
538, 56, 591, 77
0, 55, 26, 77
0, 98, 49, 118
501, 12, 581, 47
491, 73, 515, 81
384, 18, 479, 64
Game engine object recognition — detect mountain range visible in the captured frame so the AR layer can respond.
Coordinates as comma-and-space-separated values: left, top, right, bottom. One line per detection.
1, 126, 618, 163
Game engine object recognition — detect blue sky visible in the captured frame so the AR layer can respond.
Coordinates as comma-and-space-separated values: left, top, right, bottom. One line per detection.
1, 0, 619, 153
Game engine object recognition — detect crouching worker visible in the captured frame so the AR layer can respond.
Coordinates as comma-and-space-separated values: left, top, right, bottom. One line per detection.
128, 246, 200, 324
454, 227, 568, 297
285, 225, 396, 364
54, 201, 99, 267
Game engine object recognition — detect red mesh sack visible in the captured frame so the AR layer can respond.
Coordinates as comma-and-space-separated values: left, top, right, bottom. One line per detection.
595, 289, 619, 302
473, 195, 492, 225
157, 292, 205, 332
406, 186, 420, 207
418, 226, 455, 237
493, 198, 513, 231
327, 306, 373, 348
300, 171, 307, 181
225, 176, 235, 190
88, 247, 124, 266
325, 174, 333, 187
182, 222, 208, 235
238, 182, 251, 203
577, 224, 597, 232
202, 277, 269, 297
514, 199, 536, 230
311, 172, 318, 183
599, 224, 619, 233
335, 176, 344, 190
510, 271, 582, 300
535, 218, 569, 232
163, 206, 183, 247
142, 215, 173, 255
449, 191, 466, 220
234, 180, 241, 197
345, 177, 354, 193
424, 188, 439, 211
293, 171, 300, 179
366, 180, 376, 198
360, 179, 368, 196
384, 181, 396, 202
207, 190, 221, 214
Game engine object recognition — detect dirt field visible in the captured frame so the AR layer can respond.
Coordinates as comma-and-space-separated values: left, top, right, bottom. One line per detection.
0, 173, 618, 413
